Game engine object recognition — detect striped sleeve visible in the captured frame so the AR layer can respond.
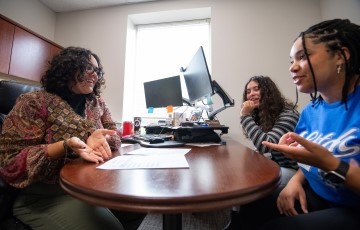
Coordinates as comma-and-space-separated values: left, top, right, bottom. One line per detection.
240, 110, 299, 154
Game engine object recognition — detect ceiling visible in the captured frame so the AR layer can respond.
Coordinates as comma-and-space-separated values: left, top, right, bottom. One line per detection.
39, 0, 164, 13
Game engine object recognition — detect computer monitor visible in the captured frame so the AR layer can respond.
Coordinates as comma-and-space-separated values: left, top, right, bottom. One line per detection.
182, 46, 213, 104
143, 75, 183, 108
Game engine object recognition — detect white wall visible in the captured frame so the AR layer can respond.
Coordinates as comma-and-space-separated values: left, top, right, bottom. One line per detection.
1, 0, 359, 147
0, 0, 56, 40
321, 0, 360, 24
54, 0, 320, 147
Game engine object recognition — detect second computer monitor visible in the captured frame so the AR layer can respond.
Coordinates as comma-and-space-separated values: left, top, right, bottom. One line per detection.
182, 46, 213, 104
143, 75, 183, 108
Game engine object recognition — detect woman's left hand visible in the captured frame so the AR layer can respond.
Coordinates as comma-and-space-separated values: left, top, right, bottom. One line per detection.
76, 146, 105, 163
262, 132, 337, 171
87, 129, 116, 160
240, 100, 256, 117
65, 137, 104, 163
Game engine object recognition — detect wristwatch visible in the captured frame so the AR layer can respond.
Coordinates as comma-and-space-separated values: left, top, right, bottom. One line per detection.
323, 160, 350, 185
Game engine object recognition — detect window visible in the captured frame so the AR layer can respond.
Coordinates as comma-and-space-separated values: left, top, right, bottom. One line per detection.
123, 17, 211, 123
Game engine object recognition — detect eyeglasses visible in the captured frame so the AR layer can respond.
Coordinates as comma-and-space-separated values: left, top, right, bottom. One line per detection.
85, 64, 104, 78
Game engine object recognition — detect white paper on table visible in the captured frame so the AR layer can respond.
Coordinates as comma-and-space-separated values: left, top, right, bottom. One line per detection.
185, 142, 222, 147
96, 148, 191, 170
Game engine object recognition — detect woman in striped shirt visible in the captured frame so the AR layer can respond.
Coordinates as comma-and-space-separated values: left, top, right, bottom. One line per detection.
224, 75, 300, 230
240, 75, 300, 185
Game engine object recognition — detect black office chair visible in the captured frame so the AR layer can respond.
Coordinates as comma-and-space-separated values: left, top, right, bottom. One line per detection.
0, 80, 40, 230
0, 179, 31, 230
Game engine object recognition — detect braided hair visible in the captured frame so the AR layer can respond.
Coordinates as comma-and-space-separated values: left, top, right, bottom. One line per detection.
299, 19, 360, 108
242, 75, 298, 132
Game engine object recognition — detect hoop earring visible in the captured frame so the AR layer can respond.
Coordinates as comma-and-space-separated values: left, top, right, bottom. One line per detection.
337, 65, 342, 74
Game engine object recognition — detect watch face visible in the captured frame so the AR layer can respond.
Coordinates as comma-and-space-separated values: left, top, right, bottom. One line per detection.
319, 160, 349, 188
323, 171, 345, 187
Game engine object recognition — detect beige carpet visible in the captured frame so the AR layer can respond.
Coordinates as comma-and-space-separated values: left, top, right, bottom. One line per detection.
137, 208, 231, 230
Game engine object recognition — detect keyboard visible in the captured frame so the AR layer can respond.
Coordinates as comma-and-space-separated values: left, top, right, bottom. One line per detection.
133, 134, 173, 141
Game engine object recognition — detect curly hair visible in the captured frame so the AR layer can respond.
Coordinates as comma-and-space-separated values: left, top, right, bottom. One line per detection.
242, 75, 297, 132
40, 47, 106, 101
299, 19, 360, 108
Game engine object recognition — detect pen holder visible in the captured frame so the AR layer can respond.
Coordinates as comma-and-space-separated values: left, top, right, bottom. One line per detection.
134, 117, 141, 135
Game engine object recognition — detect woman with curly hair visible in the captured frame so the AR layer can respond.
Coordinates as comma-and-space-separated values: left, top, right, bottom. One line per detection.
240, 75, 299, 181
0, 47, 144, 230
224, 76, 300, 230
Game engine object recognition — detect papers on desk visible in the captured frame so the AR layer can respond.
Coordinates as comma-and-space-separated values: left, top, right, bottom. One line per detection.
96, 148, 191, 170
185, 142, 222, 147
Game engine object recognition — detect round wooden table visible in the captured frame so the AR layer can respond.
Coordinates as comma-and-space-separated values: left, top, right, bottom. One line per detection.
60, 138, 280, 229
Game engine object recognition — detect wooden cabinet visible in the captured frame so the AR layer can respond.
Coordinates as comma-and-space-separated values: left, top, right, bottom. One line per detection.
9, 27, 62, 81
0, 17, 14, 74
0, 15, 62, 82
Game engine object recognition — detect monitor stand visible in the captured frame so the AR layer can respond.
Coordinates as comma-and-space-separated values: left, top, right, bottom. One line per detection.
174, 128, 221, 143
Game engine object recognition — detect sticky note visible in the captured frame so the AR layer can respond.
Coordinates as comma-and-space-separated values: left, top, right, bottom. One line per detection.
166, 105, 173, 113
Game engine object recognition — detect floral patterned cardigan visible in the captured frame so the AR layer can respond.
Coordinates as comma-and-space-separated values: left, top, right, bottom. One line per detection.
0, 90, 121, 188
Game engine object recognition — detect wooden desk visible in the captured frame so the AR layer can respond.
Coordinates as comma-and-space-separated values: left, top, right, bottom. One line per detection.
60, 138, 280, 229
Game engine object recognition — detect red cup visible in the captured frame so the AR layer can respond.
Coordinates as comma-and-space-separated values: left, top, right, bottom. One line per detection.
122, 121, 133, 136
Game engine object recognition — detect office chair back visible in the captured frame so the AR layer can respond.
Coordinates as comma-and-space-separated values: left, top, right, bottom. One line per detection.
0, 80, 40, 230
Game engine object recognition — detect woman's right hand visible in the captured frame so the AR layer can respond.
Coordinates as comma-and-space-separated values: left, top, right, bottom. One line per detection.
277, 178, 308, 216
